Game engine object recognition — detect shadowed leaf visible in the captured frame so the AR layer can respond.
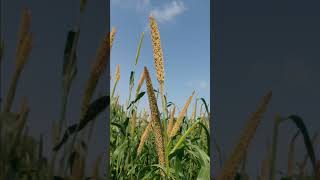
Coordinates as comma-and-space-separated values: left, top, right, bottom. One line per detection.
63, 30, 79, 77
53, 96, 109, 151
287, 115, 318, 177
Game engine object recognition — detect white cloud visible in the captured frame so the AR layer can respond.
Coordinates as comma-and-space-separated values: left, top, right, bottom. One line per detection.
112, 0, 187, 31
185, 80, 209, 90
199, 80, 209, 89
150, 1, 187, 23
111, 0, 150, 10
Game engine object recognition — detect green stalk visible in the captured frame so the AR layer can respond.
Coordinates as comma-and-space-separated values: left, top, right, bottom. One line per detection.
170, 121, 200, 155
52, 87, 68, 176
126, 32, 144, 109
128, 73, 134, 108
164, 122, 170, 177
160, 83, 168, 126
160, 83, 170, 177
269, 115, 282, 180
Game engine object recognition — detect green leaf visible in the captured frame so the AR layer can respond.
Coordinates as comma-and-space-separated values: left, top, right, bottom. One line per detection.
111, 122, 126, 136
135, 32, 144, 65
200, 98, 209, 116
174, 149, 184, 178
129, 71, 135, 87
170, 121, 200, 155
196, 158, 210, 180
127, 92, 145, 110
167, 102, 174, 107
112, 139, 128, 159
198, 122, 210, 156
188, 144, 210, 180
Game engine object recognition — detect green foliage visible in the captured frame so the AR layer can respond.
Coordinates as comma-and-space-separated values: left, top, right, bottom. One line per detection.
110, 101, 210, 179
110, 27, 210, 179
0, 2, 108, 179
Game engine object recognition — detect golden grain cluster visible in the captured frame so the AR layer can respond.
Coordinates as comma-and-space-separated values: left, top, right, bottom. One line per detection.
218, 91, 272, 180
149, 16, 165, 84
81, 29, 115, 116
167, 105, 176, 135
111, 14, 210, 179
137, 117, 152, 155
115, 64, 120, 82
4, 8, 32, 113
144, 66, 166, 168
136, 70, 146, 95
169, 91, 195, 138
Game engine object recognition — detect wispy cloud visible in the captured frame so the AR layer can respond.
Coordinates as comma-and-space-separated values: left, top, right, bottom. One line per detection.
185, 80, 209, 90
112, 0, 187, 31
111, 0, 150, 11
199, 80, 209, 89
137, 0, 150, 10
150, 1, 187, 23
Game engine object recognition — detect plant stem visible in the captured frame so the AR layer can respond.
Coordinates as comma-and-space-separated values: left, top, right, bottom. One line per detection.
3, 67, 21, 112
160, 83, 167, 123
269, 115, 282, 180
111, 80, 118, 99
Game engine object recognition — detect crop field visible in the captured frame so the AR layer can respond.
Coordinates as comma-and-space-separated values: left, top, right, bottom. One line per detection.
0, 3, 109, 179
212, 90, 320, 180
2, 1, 319, 180
110, 16, 210, 179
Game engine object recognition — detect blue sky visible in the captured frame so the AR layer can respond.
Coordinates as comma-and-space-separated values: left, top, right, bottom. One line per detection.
110, 0, 210, 115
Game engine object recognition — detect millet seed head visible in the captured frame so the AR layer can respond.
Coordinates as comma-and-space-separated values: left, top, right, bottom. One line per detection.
17, 8, 31, 56
149, 15, 165, 84
110, 27, 116, 49
115, 64, 120, 82
169, 91, 195, 138
144, 66, 166, 168
137, 118, 152, 155
136, 70, 146, 95
218, 91, 272, 180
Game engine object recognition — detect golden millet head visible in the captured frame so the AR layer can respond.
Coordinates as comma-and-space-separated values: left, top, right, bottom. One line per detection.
115, 64, 120, 81
149, 15, 165, 84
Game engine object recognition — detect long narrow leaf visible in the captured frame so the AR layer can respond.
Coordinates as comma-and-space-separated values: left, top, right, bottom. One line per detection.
53, 96, 109, 151
127, 91, 145, 110
135, 32, 144, 65
170, 121, 200, 155
287, 115, 318, 177
200, 98, 209, 116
